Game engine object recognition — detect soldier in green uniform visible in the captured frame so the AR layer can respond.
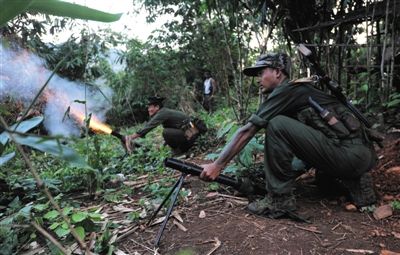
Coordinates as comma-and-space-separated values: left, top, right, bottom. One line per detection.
200, 53, 377, 218
125, 96, 201, 155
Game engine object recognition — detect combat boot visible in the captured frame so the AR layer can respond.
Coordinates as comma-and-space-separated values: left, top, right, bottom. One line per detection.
236, 177, 267, 197
340, 172, 377, 207
237, 177, 256, 195
247, 193, 296, 218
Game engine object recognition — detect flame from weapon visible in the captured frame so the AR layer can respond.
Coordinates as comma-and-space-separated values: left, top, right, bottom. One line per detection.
38, 88, 113, 135
71, 110, 112, 134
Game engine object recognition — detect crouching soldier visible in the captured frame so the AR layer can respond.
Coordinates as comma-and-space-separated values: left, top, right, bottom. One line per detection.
200, 52, 377, 219
125, 96, 207, 155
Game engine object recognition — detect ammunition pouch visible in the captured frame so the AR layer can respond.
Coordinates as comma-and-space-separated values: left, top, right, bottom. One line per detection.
181, 118, 207, 141
297, 103, 362, 140
297, 107, 339, 139
334, 105, 361, 133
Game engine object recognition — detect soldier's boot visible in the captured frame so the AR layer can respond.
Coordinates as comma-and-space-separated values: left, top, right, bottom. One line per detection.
236, 177, 256, 195
340, 172, 377, 207
247, 193, 296, 218
236, 177, 267, 199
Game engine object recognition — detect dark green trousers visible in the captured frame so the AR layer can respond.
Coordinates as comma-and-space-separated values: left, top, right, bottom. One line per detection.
264, 116, 376, 194
163, 128, 194, 153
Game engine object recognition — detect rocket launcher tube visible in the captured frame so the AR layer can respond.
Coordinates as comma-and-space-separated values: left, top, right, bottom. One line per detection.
111, 130, 141, 152
164, 158, 267, 196
111, 130, 125, 142
164, 158, 240, 188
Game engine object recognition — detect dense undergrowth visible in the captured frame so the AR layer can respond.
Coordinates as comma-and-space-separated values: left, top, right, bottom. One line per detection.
0, 106, 267, 254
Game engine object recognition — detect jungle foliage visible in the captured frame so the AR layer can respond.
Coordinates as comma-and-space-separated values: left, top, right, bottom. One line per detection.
0, 0, 399, 254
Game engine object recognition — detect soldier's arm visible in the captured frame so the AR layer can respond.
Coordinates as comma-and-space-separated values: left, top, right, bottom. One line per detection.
125, 112, 165, 152
200, 122, 260, 181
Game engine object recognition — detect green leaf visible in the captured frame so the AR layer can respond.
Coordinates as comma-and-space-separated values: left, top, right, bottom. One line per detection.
74, 226, 85, 240
62, 206, 73, 216
360, 84, 369, 92
29, 0, 122, 23
238, 138, 263, 167
0, 152, 15, 166
71, 211, 87, 223
0, 0, 34, 27
223, 164, 238, 174
88, 213, 102, 221
44, 210, 59, 220
0, 116, 44, 145
205, 153, 219, 160
207, 183, 219, 191
387, 98, 400, 108
18, 205, 32, 219
49, 222, 60, 230
392, 200, 400, 210
55, 226, 70, 238
33, 203, 48, 212
0, 0, 122, 27
61, 221, 68, 229
217, 122, 235, 139
5, 134, 90, 168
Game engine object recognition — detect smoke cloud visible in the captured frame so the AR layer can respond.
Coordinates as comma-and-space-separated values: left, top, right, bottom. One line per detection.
0, 43, 113, 137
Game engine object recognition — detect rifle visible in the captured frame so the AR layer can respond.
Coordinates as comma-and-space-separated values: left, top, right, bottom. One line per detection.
297, 44, 384, 147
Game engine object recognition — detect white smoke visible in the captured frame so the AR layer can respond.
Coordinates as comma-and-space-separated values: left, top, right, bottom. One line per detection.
0, 43, 113, 137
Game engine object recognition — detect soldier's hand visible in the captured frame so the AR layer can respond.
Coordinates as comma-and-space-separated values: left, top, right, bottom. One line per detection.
125, 133, 140, 154
200, 163, 223, 181
125, 135, 132, 154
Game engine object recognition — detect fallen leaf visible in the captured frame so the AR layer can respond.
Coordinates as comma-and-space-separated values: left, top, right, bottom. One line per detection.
172, 211, 183, 223
392, 232, 400, 239
345, 248, 374, 254
114, 249, 128, 255
345, 204, 358, 212
173, 219, 187, 232
205, 237, 221, 255
112, 205, 135, 213
386, 166, 400, 175
380, 250, 400, 255
382, 195, 394, 201
373, 205, 393, 220
341, 224, 355, 234
206, 192, 219, 198
199, 210, 206, 218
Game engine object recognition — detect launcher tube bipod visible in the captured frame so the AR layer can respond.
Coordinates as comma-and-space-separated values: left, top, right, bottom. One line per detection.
147, 173, 187, 247
149, 158, 267, 247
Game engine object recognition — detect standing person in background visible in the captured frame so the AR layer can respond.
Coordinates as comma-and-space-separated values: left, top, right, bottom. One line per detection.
202, 71, 217, 113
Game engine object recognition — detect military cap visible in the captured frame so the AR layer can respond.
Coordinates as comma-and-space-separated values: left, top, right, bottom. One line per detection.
147, 96, 165, 106
243, 53, 291, 77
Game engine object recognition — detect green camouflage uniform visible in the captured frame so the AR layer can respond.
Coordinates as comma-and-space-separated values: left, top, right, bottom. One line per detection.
137, 107, 194, 153
248, 78, 377, 195
241, 53, 377, 217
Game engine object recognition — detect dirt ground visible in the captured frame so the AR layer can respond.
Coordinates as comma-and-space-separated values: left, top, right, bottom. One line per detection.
117, 132, 400, 255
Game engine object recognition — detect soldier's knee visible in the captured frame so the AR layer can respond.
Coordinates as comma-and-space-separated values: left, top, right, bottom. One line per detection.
267, 115, 293, 133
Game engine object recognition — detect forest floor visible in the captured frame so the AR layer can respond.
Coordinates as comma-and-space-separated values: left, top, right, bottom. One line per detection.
62, 131, 400, 255
112, 131, 400, 255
